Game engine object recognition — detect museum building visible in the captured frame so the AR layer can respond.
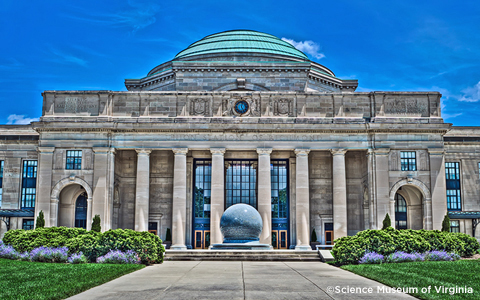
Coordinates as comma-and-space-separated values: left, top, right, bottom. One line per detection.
0, 30, 479, 249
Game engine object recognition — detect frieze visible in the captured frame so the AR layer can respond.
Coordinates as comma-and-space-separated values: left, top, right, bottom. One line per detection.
272, 98, 294, 117
384, 98, 428, 116
54, 97, 99, 114
222, 96, 260, 117
189, 98, 210, 116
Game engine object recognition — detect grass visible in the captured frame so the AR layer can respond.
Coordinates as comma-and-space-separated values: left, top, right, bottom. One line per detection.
0, 258, 145, 300
342, 260, 480, 300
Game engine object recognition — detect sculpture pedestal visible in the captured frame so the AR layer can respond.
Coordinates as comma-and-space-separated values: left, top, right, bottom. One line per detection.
210, 241, 272, 250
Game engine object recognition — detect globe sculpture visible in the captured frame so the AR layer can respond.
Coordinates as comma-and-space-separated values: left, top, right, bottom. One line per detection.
211, 203, 272, 250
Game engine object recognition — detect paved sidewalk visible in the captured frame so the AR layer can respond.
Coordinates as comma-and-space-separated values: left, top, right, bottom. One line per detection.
68, 261, 416, 300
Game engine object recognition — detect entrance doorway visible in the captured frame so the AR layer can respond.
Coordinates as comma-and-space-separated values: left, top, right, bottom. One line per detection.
194, 230, 210, 249
271, 230, 287, 249
74, 192, 87, 229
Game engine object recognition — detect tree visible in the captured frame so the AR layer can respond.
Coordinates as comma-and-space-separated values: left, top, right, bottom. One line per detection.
442, 214, 451, 232
165, 228, 172, 242
382, 213, 392, 230
91, 215, 101, 232
311, 228, 318, 242
36, 210, 45, 228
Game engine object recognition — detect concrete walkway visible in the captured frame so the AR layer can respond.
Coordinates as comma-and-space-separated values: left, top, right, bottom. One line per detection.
69, 261, 416, 300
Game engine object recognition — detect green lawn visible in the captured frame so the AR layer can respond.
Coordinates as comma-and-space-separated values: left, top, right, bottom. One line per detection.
0, 258, 145, 300
342, 260, 480, 300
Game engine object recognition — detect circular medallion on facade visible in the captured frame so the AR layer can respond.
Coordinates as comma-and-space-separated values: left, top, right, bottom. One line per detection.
234, 100, 249, 115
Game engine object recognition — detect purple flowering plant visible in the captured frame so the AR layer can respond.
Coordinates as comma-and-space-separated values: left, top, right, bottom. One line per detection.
359, 251, 384, 264
0, 240, 19, 260
386, 251, 424, 263
67, 252, 88, 264
96, 249, 141, 264
29, 246, 69, 263
424, 250, 460, 261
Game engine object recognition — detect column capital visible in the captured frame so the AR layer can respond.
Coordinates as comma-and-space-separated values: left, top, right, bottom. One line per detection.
135, 148, 152, 156
294, 148, 310, 156
427, 148, 445, 155
210, 148, 226, 155
172, 148, 188, 155
374, 148, 390, 155
37, 147, 55, 154
257, 148, 272, 155
330, 149, 347, 156
93, 147, 111, 154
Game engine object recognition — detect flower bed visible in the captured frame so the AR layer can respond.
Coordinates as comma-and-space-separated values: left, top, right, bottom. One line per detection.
359, 250, 461, 264
332, 227, 479, 265
2, 227, 164, 264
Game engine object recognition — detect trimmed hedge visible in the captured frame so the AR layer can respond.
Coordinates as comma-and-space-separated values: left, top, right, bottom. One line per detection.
332, 227, 480, 265
2, 227, 164, 264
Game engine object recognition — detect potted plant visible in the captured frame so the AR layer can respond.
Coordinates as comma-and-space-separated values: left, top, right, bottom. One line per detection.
310, 228, 320, 250
164, 228, 172, 249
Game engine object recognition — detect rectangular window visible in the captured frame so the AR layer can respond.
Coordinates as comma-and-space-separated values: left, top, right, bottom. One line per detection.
21, 160, 37, 209
450, 220, 460, 233
66, 150, 82, 170
0, 160, 3, 207
225, 160, 257, 209
445, 162, 461, 211
401, 151, 416, 171
22, 219, 34, 230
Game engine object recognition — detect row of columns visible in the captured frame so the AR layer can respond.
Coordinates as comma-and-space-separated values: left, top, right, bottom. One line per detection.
130, 147, 349, 250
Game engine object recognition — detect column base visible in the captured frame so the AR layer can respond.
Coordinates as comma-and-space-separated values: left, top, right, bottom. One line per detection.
295, 245, 312, 251
170, 244, 187, 250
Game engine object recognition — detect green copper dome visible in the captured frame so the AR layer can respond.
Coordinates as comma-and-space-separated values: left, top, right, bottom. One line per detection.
174, 30, 309, 60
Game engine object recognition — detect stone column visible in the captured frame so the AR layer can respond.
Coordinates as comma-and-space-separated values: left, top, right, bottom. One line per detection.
428, 149, 447, 230
135, 149, 151, 232
332, 149, 348, 239
257, 148, 272, 245
374, 149, 391, 227
92, 147, 116, 232
367, 149, 376, 229
86, 197, 93, 231
171, 148, 188, 250
210, 148, 225, 245
36, 147, 55, 228
295, 149, 310, 250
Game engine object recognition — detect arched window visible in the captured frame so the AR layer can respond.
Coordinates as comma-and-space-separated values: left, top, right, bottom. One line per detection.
75, 192, 87, 229
395, 193, 407, 229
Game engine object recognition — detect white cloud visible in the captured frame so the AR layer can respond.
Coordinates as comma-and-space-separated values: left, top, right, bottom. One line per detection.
7, 114, 39, 125
65, 0, 160, 33
281, 38, 325, 60
442, 112, 462, 120
459, 81, 480, 102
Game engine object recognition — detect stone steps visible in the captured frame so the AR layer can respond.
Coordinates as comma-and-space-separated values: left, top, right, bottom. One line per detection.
164, 249, 329, 262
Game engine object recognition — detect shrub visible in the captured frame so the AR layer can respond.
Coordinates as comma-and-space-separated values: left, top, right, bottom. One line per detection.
29, 246, 69, 263
68, 252, 88, 264
3, 227, 97, 253
36, 210, 45, 228
3, 227, 165, 264
442, 215, 450, 232
311, 228, 317, 242
382, 213, 391, 230
96, 250, 140, 264
91, 215, 101, 232
95, 229, 164, 264
332, 228, 480, 265
359, 252, 384, 264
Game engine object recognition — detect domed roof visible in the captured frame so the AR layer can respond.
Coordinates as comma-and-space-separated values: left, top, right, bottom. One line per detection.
174, 30, 309, 60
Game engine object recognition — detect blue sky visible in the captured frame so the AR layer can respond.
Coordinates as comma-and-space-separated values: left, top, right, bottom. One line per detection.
1, 0, 479, 125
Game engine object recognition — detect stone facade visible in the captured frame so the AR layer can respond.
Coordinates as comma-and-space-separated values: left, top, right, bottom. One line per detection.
1, 30, 479, 246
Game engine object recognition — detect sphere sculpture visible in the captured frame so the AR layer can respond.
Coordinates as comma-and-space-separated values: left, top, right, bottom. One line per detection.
220, 203, 263, 243
211, 203, 271, 250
